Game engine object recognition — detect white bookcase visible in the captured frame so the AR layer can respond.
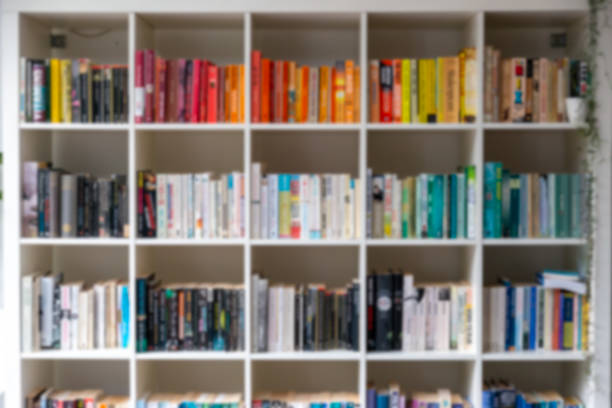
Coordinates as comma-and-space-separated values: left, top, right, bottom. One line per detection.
1, 2, 611, 408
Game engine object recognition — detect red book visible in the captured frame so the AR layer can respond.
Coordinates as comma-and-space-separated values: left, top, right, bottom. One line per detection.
282, 61, 289, 122
190, 59, 201, 123
134, 50, 145, 123
379, 59, 393, 122
144, 49, 155, 123
184, 60, 194, 122
199, 60, 209, 122
274, 60, 283, 122
261, 59, 271, 122
269, 61, 275, 123
251, 50, 262, 123
177, 58, 186, 122
206, 64, 218, 123
154, 57, 167, 123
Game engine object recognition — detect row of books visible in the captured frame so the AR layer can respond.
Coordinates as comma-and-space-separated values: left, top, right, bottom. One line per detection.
251, 163, 362, 239
485, 270, 588, 353
483, 48, 588, 123
135, 50, 244, 123
137, 171, 245, 239
20, 58, 129, 123
483, 380, 584, 408
136, 275, 244, 352
22, 162, 129, 238
369, 50, 477, 124
366, 167, 477, 239
367, 385, 471, 408
138, 394, 243, 407
25, 389, 128, 408
252, 274, 359, 352
22, 274, 130, 352
483, 163, 586, 239
367, 272, 473, 352
251, 51, 360, 123
253, 394, 359, 408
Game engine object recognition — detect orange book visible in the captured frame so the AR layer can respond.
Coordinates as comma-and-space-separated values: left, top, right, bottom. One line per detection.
239, 64, 245, 123
345, 60, 355, 123
354, 66, 360, 123
282, 61, 289, 122
369, 60, 380, 122
319, 66, 330, 122
392, 59, 402, 122
261, 59, 271, 122
443, 57, 460, 123
225, 66, 231, 122
230, 65, 239, 123
331, 67, 337, 122
301, 66, 309, 123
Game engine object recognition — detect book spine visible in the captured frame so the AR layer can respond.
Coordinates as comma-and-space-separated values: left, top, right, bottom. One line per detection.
379, 60, 393, 122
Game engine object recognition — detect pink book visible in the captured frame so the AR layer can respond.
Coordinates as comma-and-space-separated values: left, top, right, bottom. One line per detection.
134, 50, 145, 123
177, 58, 186, 122
190, 59, 201, 123
251, 50, 262, 123
144, 49, 155, 123
199, 60, 209, 122
207, 64, 218, 123
156, 58, 167, 123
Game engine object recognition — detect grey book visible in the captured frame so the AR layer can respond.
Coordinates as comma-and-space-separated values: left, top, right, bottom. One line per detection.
40, 273, 62, 349
257, 277, 268, 352
61, 174, 77, 237
48, 170, 61, 237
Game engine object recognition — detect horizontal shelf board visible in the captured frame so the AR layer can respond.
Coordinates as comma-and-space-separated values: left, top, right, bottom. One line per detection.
251, 351, 360, 361
136, 351, 246, 360
136, 238, 245, 246
251, 123, 360, 131
367, 123, 477, 131
250, 239, 360, 246
483, 238, 586, 246
484, 122, 585, 131
483, 351, 591, 361
20, 238, 130, 246
20, 123, 129, 131
21, 349, 130, 360
135, 123, 244, 131
366, 351, 476, 361
366, 239, 475, 246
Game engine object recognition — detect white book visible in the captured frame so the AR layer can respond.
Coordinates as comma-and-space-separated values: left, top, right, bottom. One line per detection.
425, 287, 436, 351
261, 179, 269, 239
186, 174, 195, 238
300, 174, 310, 239
174, 174, 184, 239
107, 281, 117, 348
78, 289, 89, 350
496, 287, 507, 352
22, 275, 33, 352
325, 174, 334, 239
166, 174, 175, 238
336, 174, 345, 239
94, 284, 106, 349
463, 286, 473, 351
201, 174, 210, 239
32, 276, 41, 351
208, 179, 216, 238
544, 288, 554, 350
389, 383, 401, 408
392, 175, 401, 238
450, 285, 460, 350
347, 177, 355, 239
232, 172, 242, 238
285, 286, 295, 351
267, 287, 278, 351
70, 283, 81, 350
311, 175, 322, 238
220, 176, 227, 238
354, 178, 361, 239
268, 174, 279, 239
156, 174, 167, 238
193, 174, 203, 239
401, 274, 415, 351
240, 173, 245, 237
438, 389, 452, 408
251, 163, 262, 239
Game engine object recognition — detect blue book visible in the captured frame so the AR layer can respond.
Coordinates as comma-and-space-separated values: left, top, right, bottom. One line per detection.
502, 281, 516, 351
120, 284, 130, 348
529, 286, 537, 350
482, 390, 493, 408
376, 393, 390, 408
562, 292, 575, 350
509, 174, 520, 238
449, 174, 457, 239
367, 388, 376, 408
539, 175, 549, 236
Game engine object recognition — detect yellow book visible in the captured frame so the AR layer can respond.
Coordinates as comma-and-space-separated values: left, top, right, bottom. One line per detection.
345, 60, 354, 123
437, 57, 446, 123
582, 296, 589, 351
401, 59, 411, 123
60, 59, 71, 123
279, 174, 291, 238
354, 66, 360, 123
418, 59, 436, 123
319, 66, 330, 122
239, 64, 245, 123
50, 58, 61, 123
462, 47, 477, 123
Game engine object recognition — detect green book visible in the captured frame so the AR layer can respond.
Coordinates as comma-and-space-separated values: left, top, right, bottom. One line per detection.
456, 172, 465, 238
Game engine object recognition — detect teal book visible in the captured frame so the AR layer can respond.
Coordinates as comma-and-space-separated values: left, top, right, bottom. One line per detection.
548, 173, 557, 237
443, 174, 449, 238
519, 174, 528, 238
419, 174, 429, 238
556, 174, 570, 238
427, 174, 435, 238
456, 173, 465, 239
484, 162, 502, 238
509, 174, 521, 238
501, 168, 511, 237
376, 394, 390, 408
430, 174, 444, 238
570, 174, 582, 238
449, 173, 458, 239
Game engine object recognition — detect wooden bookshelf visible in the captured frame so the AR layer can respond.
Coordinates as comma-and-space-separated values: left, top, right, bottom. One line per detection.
2, 3, 610, 408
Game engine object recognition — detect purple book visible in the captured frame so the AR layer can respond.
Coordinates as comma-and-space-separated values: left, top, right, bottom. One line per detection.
367, 387, 376, 408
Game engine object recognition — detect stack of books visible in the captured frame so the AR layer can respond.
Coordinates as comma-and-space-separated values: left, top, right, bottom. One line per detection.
251, 51, 360, 123
369, 49, 477, 123
138, 393, 243, 407
136, 274, 244, 352
367, 272, 473, 352
483, 379, 584, 407
22, 162, 129, 238
253, 393, 359, 407
135, 49, 244, 123
137, 170, 245, 239
22, 274, 130, 351
252, 274, 359, 352
251, 163, 361, 240
483, 47, 588, 123
367, 384, 471, 408
20, 58, 129, 123
483, 162, 586, 239
484, 270, 588, 352
366, 167, 477, 239
25, 389, 128, 408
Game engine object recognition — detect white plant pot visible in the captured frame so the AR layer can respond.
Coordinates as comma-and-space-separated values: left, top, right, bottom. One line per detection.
566, 97, 586, 124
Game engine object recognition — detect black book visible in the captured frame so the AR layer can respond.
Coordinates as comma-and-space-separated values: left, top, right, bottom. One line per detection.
207, 287, 215, 350
90, 179, 100, 237
83, 176, 91, 236
375, 273, 393, 351
37, 168, 47, 237
122, 67, 129, 122
71, 59, 81, 123
136, 274, 154, 352
76, 174, 86, 236
91, 66, 102, 122
146, 280, 156, 350
183, 289, 194, 350
238, 289, 245, 351
44, 59, 50, 119
367, 274, 377, 351
79, 61, 90, 123
151, 288, 160, 349
166, 288, 179, 351
304, 286, 316, 351
316, 288, 325, 350
194, 288, 206, 349
391, 272, 403, 350
352, 282, 360, 351
158, 287, 167, 350
103, 66, 112, 123
112, 67, 121, 123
